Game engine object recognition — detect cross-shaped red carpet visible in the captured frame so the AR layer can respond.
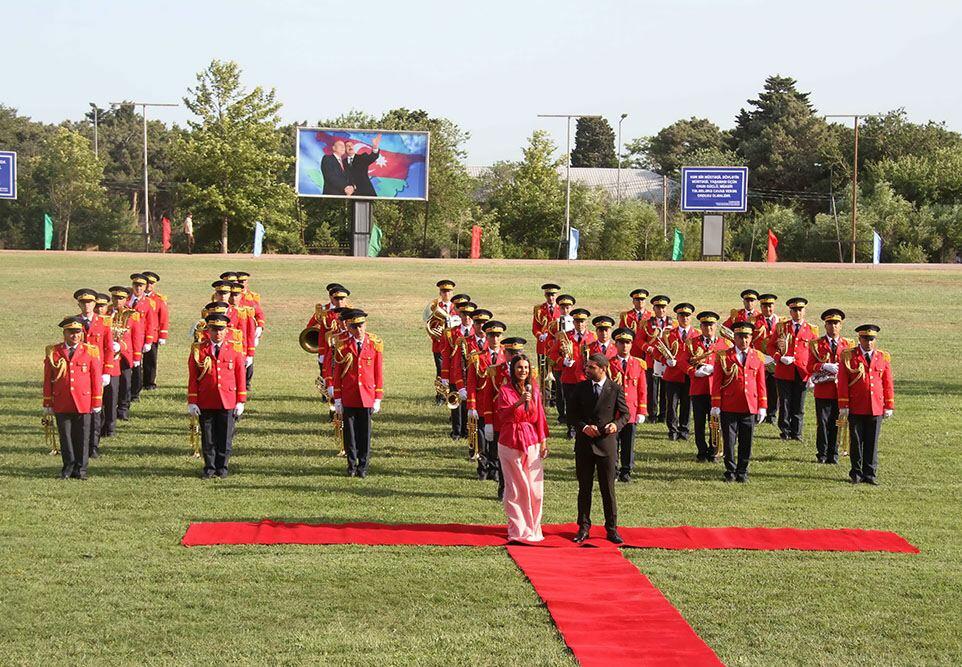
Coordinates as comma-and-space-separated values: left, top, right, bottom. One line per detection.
182, 521, 918, 666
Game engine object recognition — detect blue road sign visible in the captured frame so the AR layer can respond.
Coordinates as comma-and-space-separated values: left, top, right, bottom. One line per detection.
0, 151, 17, 200
680, 166, 748, 212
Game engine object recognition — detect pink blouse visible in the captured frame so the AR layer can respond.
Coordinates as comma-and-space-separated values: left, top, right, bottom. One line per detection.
496, 381, 549, 451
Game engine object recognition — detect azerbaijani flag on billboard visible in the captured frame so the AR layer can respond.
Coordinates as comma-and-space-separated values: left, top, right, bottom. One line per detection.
295, 128, 429, 201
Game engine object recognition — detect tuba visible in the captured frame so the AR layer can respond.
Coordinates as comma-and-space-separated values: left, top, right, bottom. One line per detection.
299, 326, 323, 354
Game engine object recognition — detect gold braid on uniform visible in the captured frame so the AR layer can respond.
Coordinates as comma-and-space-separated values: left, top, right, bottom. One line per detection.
46, 345, 67, 381
193, 342, 213, 381
840, 348, 864, 387
716, 350, 739, 389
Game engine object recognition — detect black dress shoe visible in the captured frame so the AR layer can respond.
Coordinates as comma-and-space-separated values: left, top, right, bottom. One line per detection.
849, 475, 862, 484
779, 433, 789, 440
572, 528, 590, 543
347, 469, 357, 477
217, 470, 228, 479
90, 449, 99, 459
863, 478, 878, 485
201, 471, 214, 480
76, 472, 88, 481
735, 475, 748, 483
816, 456, 826, 464
58, 472, 70, 480
606, 529, 624, 545
357, 470, 367, 479
668, 433, 678, 441
723, 473, 735, 482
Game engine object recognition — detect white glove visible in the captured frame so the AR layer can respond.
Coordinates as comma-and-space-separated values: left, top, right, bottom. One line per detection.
838, 408, 849, 420
187, 404, 201, 417
653, 361, 665, 377
538, 333, 548, 342
468, 409, 479, 419
334, 399, 343, 415
779, 355, 795, 365
821, 362, 838, 374
373, 399, 381, 414
112, 341, 121, 353
710, 407, 721, 417
143, 343, 152, 352
668, 358, 678, 367
458, 388, 467, 401
883, 409, 893, 419
694, 366, 710, 378
563, 358, 575, 367
254, 327, 263, 345
756, 408, 767, 423
635, 414, 646, 424
43, 406, 54, 415
327, 385, 334, 398
483, 424, 494, 441
245, 356, 253, 367
92, 407, 101, 414
440, 378, 449, 387
317, 354, 325, 363
102, 374, 110, 386
234, 402, 245, 417
133, 361, 141, 368
158, 338, 167, 346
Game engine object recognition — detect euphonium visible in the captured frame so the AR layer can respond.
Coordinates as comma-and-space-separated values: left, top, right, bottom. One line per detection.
299, 326, 323, 354
110, 308, 132, 344
423, 302, 449, 341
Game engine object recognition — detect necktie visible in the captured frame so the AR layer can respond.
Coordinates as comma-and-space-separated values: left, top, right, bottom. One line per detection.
830, 338, 837, 356
214, 344, 220, 357
593, 383, 601, 398
68, 346, 75, 360
601, 344, 607, 354
491, 351, 496, 364
357, 339, 363, 355
681, 329, 688, 341
794, 322, 800, 335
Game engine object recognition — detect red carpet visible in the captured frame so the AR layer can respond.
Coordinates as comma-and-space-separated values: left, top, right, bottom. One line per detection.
508, 546, 722, 666
181, 520, 919, 553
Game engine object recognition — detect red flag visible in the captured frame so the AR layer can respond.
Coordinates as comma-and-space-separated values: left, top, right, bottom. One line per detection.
470, 225, 483, 259
161, 216, 172, 252
767, 229, 778, 263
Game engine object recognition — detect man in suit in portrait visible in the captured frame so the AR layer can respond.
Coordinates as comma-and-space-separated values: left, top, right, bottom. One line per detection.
344, 133, 382, 197
568, 353, 630, 544
321, 139, 355, 196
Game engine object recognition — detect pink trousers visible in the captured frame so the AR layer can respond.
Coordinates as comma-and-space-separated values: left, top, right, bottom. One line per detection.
499, 443, 544, 542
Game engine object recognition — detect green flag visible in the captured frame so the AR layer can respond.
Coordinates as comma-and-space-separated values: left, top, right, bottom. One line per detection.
43, 214, 54, 250
367, 223, 383, 257
671, 228, 684, 261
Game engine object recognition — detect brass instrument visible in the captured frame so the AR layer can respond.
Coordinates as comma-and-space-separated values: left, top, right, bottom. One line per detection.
718, 324, 735, 343
110, 308, 132, 344
333, 410, 345, 457
42, 413, 58, 455
539, 353, 555, 405
836, 414, 849, 457
188, 415, 201, 458
423, 301, 450, 341
650, 325, 675, 362
299, 326, 323, 354
434, 377, 461, 410
776, 321, 793, 356
467, 412, 479, 460
709, 413, 721, 459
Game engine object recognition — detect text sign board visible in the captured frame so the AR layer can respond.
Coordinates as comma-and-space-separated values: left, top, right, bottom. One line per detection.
681, 166, 747, 212
0, 151, 16, 200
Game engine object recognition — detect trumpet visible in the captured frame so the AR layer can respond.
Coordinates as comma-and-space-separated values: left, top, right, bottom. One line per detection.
539, 353, 555, 405
434, 377, 461, 410
650, 326, 676, 362
42, 413, 58, 455
836, 414, 849, 457
315, 374, 332, 407
709, 413, 721, 460
188, 415, 201, 458
333, 410, 346, 457
467, 412, 479, 460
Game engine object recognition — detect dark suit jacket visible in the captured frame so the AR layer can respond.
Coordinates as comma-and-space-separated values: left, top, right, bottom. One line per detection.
321, 154, 350, 196
569, 379, 630, 457
346, 150, 379, 197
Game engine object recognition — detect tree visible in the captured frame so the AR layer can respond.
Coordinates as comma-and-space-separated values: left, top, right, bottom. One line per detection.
175, 60, 300, 253
630, 117, 729, 176
570, 117, 617, 168
34, 127, 106, 250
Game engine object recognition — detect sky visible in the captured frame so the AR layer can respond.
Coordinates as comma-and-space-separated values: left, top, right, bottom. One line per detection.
4, 0, 962, 165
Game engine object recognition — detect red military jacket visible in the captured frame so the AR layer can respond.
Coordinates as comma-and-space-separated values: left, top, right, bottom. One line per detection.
98, 314, 122, 377
306, 303, 339, 358
332, 333, 385, 409
427, 298, 455, 354
467, 346, 507, 423
807, 336, 852, 400
723, 308, 760, 331
147, 290, 170, 341
588, 339, 618, 362
768, 319, 819, 382
686, 335, 732, 397
83, 314, 114, 375
440, 324, 472, 384
114, 307, 144, 366
619, 308, 651, 331
661, 326, 696, 384
610, 355, 648, 420
632, 315, 673, 362
550, 330, 597, 385
753, 313, 781, 353
837, 346, 894, 416
532, 302, 561, 355
43, 343, 103, 413
187, 340, 247, 410
450, 330, 486, 391
239, 290, 266, 328
227, 305, 256, 357
711, 347, 768, 414
129, 294, 158, 346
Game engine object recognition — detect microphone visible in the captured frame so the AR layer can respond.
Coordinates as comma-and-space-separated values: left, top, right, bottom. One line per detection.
524, 379, 531, 410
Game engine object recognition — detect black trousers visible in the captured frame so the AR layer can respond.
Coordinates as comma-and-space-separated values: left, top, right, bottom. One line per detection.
849, 414, 882, 482
691, 394, 715, 459
89, 407, 102, 454
343, 406, 372, 474
142, 344, 159, 389
765, 371, 778, 421
199, 408, 236, 475
777, 370, 807, 438
664, 378, 691, 438
617, 423, 636, 475
814, 397, 840, 462
561, 383, 579, 432
646, 368, 663, 420
117, 364, 133, 418
245, 361, 254, 390
554, 371, 566, 419
101, 374, 119, 436
450, 401, 467, 438
130, 361, 143, 401
432, 352, 443, 404
575, 446, 617, 530
721, 411, 755, 477
56, 412, 90, 476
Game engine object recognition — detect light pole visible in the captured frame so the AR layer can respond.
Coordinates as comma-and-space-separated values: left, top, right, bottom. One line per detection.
537, 113, 602, 258
111, 101, 178, 250
89, 103, 99, 158
825, 113, 879, 263
617, 113, 628, 201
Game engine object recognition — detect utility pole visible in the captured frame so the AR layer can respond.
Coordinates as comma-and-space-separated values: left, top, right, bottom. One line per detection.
89, 103, 99, 158
110, 101, 178, 251
617, 113, 628, 201
825, 114, 878, 263
537, 113, 602, 258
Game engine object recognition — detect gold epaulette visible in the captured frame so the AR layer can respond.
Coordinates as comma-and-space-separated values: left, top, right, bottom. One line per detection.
809, 323, 819, 336
129, 311, 141, 321
844, 337, 856, 348
101, 315, 113, 328
755, 349, 766, 362
729, 308, 738, 320
840, 348, 855, 363
233, 341, 245, 354
156, 292, 168, 302
369, 333, 383, 353
880, 349, 891, 362
84, 343, 100, 357
191, 341, 204, 352
149, 299, 157, 310
779, 316, 790, 323
45, 344, 58, 357
533, 304, 541, 315
468, 349, 480, 364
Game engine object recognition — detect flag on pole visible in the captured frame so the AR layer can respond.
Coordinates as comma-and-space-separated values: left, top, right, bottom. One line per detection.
872, 229, 882, 264
252, 221, 265, 257
469, 225, 482, 259
671, 228, 684, 261
43, 213, 54, 250
368, 223, 383, 257
161, 216, 172, 253
767, 229, 779, 263
567, 228, 580, 260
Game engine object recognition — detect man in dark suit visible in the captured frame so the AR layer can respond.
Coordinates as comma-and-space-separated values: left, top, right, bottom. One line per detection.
321, 139, 355, 196
568, 353, 630, 544
344, 133, 382, 197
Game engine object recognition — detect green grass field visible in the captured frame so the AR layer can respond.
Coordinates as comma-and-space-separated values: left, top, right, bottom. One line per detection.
1, 251, 960, 666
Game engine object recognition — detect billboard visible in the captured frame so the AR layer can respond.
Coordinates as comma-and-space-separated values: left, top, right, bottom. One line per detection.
0, 151, 16, 200
680, 166, 748, 212
296, 127, 429, 201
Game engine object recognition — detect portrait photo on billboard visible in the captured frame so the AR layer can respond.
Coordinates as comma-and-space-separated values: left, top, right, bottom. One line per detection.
296, 127, 429, 201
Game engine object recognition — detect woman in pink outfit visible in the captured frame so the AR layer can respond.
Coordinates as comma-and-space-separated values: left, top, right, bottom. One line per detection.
496, 354, 550, 542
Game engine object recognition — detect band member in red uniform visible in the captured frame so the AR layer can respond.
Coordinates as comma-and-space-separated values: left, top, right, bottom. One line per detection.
72, 289, 112, 457
332, 309, 384, 478
619, 289, 651, 330
105, 286, 139, 429
754, 293, 781, 424
532, 283, 561, 393
306, 285, 350, 386
609, 328, 647, 482
635, 295, 672, 423
722, 289, 760, 329
589, 316, 618, 360
551, 307, 596, 439
468, 320, 508, 484
807, 308, 851, 464
687, 311, 731, 462
426, 280, 457, 404
187, 314, 247, 479
234, 271, 266, 336
544, 293, 576, 420
768, 296, 818, 441
662, 302, 695, 442
838, 324, 894, 485
441, 301, 476, 440
141, 271, 168, 391
44, 317, 103, 479
128, 273, 157, 402
711, 321, 768, 482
